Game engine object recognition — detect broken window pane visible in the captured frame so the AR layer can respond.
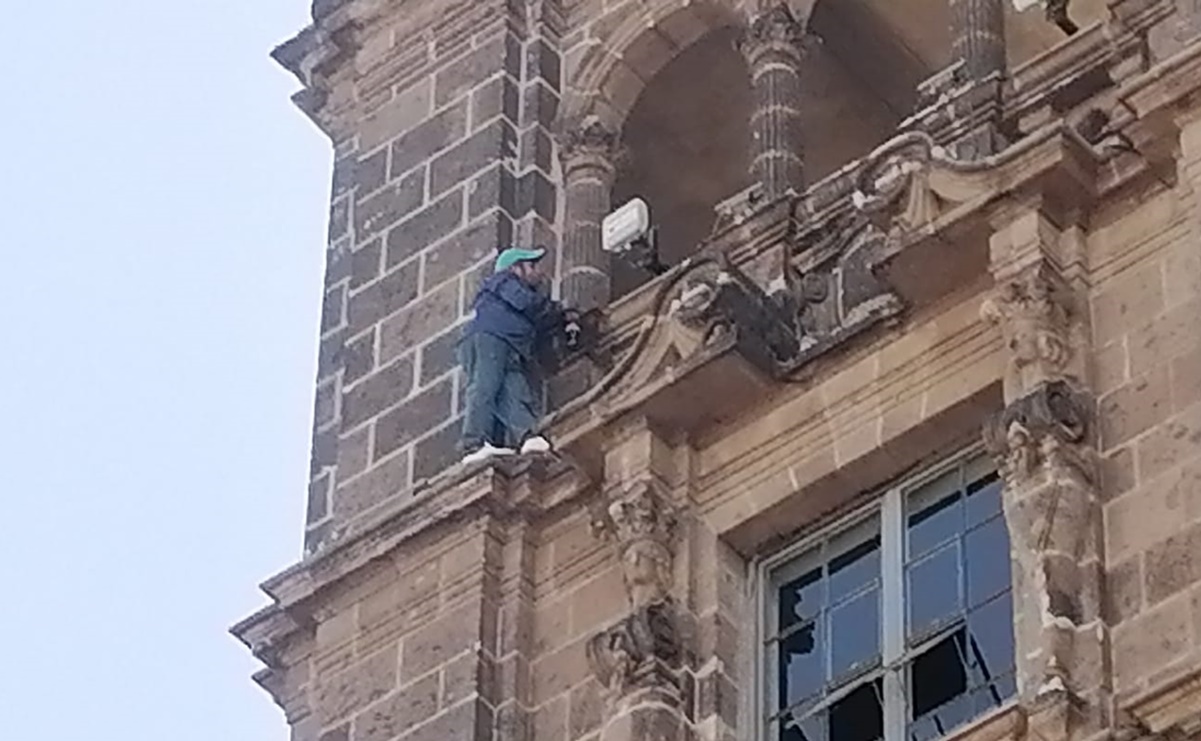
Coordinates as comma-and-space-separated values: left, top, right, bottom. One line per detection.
830, 679, 884, 741
907, 492, 962, 559
779, 620, 823, 709
830, 536, 880, 601
909, 630, 971, 741
907, 543, 962, 640
780, 565, 824, 631
966, 596, 1015, 689
780, 711, 826, 741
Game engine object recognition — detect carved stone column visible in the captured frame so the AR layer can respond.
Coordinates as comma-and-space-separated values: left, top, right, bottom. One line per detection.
558, 117, 623, 312
948, 0, 1006, 158
981, 204, 1104, 719
739, 2, 809, 199
584, 420, 691, 741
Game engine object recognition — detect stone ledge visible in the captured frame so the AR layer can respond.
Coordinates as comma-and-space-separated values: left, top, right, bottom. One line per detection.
1125, 666, 1201, 737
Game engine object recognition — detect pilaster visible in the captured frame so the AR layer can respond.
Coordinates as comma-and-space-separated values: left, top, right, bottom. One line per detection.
981, 202, 1106, 732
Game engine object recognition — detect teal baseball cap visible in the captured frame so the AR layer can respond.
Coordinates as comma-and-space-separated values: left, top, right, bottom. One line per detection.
495, 246, 546, 272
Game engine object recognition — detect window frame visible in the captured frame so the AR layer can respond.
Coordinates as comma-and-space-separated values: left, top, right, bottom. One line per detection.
752, 443, 1017, 741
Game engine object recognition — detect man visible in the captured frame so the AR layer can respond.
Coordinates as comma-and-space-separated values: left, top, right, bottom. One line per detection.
459, 246, 569, 465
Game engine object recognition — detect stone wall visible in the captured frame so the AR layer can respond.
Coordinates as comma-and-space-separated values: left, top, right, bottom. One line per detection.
302, 0, 563, 552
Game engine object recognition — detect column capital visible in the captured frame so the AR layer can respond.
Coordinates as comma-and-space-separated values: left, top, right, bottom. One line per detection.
557, 116, 626, 175
738, 2, 815, 65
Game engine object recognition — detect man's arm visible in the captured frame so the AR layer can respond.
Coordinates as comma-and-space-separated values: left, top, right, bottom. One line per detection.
491, 273, 547, 316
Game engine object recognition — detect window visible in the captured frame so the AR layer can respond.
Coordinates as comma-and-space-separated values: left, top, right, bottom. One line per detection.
760, 451, 1016, 741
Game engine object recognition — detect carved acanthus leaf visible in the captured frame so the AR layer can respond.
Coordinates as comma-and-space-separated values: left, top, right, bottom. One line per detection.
740, 2, 809, 57
558, 116, 625, 168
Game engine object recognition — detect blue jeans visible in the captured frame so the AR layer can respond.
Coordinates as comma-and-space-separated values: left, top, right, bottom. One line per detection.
459, 332, 538, 451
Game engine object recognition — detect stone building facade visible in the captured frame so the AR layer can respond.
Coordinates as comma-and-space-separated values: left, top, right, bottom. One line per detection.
233, 2, 1201, 741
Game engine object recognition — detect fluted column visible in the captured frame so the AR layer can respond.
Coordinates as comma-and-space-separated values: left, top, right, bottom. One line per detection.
558, 118, 623, 312
739, 2, 808, 198
950, 0, 1006, 81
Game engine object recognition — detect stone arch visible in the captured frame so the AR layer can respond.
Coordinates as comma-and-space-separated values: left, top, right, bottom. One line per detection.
560, 0, 751, 132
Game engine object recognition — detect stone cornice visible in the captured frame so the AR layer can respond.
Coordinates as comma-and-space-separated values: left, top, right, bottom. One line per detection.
1124, 667, 1201, 738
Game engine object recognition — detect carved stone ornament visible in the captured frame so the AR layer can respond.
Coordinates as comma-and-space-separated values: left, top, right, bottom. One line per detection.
980, 268, 1074, 397
592, 480, 678, 608
557, 116, 625, 169
585, 599, 682, 699
983, 380, 1097, 698
739, 2, 809, 61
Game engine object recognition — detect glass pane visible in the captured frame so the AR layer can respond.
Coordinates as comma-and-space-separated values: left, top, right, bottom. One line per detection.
830, 536, 881, 603
908, 492, 963, 559
910, 631, 970, 738
907, 544, 962, 640
780, 566, 825, 632
829, 588, 881, 683
781, 711, 827, 741
965, 518, 1011, 607
965, 472, 1002, 527
779, 621, 823, 709
966, 596, 1015, 687
830, 679, 884, 741
970, 674, 1017, 715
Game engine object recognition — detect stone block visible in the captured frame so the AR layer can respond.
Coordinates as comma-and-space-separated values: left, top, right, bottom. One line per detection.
423, 211, 513, 292
468, 164, 518, 218
1106, 557, 1144, 625
569, 567, 626, 637
534, 597, 571, 654
319, 726, 348, 741
332, 151, 357, 200
373, 379, 454, 459
390, 99, 470, 180
343, 329, 376, 386
521, 82, 559, 128
386, 191, 466, 268
334, 449, 411, 521
352, 674, 440, 741
314, 379, 338, 430
352, 238, 384, 289
517, 170, 557, 221
358, 559, 441, 657
1112, 593, 1194, 692
313, 645, 399, 724
312, 426, 338, 475
1099, 445, 1136, 502
354, 170, 426, 241
471, 74, 520, 129
342, 355, 415, 429
430, 118, 518, 198
338, 426, 371, 481
355, 147, 389, 198
568, 679, 603, 739
1093, 339, 1129, 396
462, 259, 494, 316
419, 325, 465, 385
1135, 402, 1201, 482
413, 422, 462, 482
532, 695, 568, 741
318, 328, 347, 380
435, 33, 522, 108
348, 259, 421, 335
360, 77, 434, 152
442, 650, 492, 707
326, 237, 352, 286
400, 697, 492, 741
532, 638, 588, 704
380, 282, 462, 363
1171, 344, 1201, 411
307, 472, 331, 524
401, 601, 484, 679
330, 197, 350, 242
1091, 262, 1165, 346
1164, 239, 1201, 309
1129, 298, 1201, 379
1105, 471, 1193, 563
520, 129, 554, 173
1145, 522, 1201, 605
1098, 367, 1173, 451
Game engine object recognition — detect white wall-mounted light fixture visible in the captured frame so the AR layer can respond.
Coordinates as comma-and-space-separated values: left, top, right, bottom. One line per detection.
601, 197, 665, 274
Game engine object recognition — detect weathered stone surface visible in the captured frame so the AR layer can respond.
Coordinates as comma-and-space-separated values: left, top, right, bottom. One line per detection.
401, 697, 492, 741
471, 74, 520, 128
373, 379, 454, 458
353, 674, 440, 741
321, 284, 346, 334
379, 282, 461, 363
343, 329, 376, 385
419, 325, 464, 385
1144, 523, 1201, 605
1099, 367, 1173, 450
349, 259, 421, 334
351, 239, 383, 289
468, 164, 518, 218
360, 77, 433, 152
307, 472, 330, 524
334, 448, 411, 520
423, 211, 512, 291
430, 119, 518, 197
434, 34, 522, 108
354, 170, 424, 239
312, 645, 398, 723
355, 147, 389, 198
342, 355, 415, 429
412, 422, 462, 482
401, 601, 484, 679
389, 100, 469, 180
385, 191, 466, 268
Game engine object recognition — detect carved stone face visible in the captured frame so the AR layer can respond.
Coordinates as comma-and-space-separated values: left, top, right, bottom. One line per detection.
622, 538, 671, 608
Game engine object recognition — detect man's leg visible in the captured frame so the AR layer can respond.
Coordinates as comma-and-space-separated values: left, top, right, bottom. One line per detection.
496, 353, 540, 449
459, 333, 508, 453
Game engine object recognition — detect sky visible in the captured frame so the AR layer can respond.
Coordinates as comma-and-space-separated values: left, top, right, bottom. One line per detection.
0, 3, 329, 739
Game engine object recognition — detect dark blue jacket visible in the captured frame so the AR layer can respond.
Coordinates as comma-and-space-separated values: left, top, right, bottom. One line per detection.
467, 271, 562, 359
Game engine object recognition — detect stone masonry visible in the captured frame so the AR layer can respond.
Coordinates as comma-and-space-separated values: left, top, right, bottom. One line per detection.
236, 3, 1201, 741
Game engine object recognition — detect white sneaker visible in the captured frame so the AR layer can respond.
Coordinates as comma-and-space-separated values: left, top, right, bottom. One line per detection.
520, 436, 552, 455
462, 442, 516, 466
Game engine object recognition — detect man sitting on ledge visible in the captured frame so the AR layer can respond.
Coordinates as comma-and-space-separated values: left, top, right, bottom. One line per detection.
459, 246, 569, 466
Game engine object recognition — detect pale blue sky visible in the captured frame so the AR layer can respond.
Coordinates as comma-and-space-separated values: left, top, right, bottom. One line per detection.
0, 3, 329, 739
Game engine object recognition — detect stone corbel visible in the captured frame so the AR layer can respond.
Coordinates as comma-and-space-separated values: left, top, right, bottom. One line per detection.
590, 479, 678, 609
980, 266, 1076, 400
585, 599, 683, 702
